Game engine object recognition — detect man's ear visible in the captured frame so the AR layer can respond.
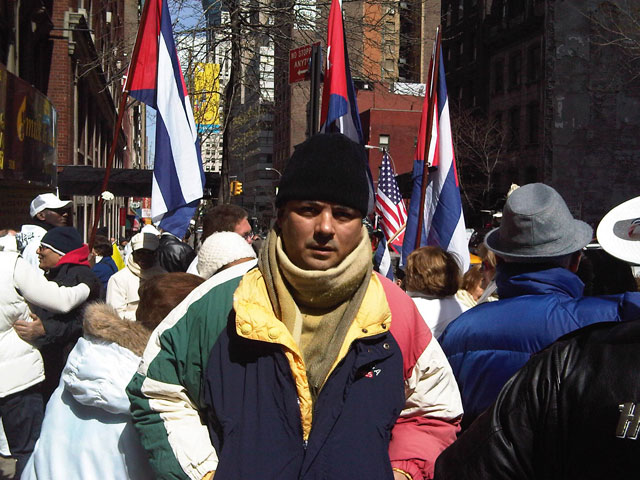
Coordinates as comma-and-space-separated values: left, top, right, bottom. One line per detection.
568, 250, 583, 273
35, 212, 46, 222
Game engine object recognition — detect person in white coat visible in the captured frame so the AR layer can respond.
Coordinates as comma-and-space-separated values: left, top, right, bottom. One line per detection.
106, 232, 165, 321
23, 272, 204, 480
405, 246, 469, 339
0, 244, 90, 478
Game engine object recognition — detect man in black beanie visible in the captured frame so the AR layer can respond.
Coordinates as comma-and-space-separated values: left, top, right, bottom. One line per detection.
128, 133, 462, 480
14, 227, 101, 400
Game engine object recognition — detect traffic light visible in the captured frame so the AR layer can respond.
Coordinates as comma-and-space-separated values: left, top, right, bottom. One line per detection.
230, 180, 243, 196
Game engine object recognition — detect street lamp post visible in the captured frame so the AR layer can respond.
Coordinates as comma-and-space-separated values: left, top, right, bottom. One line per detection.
264, 167, 282, 228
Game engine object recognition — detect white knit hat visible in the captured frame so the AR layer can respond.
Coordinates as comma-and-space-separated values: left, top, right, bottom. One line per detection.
197, 231, 256, 279
130, 232, 160, 251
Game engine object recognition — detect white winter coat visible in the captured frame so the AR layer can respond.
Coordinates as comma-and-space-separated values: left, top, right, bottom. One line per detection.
407, 291, 470, 339
22, 304, 154, 480
0, 252, 89, 398
106, 257, 165, 321
15, 224, 47, 270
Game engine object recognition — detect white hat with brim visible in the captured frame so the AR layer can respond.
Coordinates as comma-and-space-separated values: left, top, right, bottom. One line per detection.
596, 196, 640, 265
30, 193, 72, 218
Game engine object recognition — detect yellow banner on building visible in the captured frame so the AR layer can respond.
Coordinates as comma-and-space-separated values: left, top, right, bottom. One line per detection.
193, 63, 221, 133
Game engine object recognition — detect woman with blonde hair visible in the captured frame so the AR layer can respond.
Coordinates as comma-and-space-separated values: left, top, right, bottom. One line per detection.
456, 265, 485, 308
405, 246, 469, 339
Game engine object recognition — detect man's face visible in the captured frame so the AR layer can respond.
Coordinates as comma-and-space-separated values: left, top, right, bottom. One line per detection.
37, 207, 71, 227
277, 200, 362, 271
37, 245, 62, 270
234, 217, 253, 244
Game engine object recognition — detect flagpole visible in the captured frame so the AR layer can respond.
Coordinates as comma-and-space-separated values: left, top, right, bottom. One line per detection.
414, 26, 442, 250
88, 0, 153, 250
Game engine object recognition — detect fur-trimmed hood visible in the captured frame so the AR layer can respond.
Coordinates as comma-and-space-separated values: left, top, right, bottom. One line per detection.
60, 303, 151, 415
83, 302, 151, 357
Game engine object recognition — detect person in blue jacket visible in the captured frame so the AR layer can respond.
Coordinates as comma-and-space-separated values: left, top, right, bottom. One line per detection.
91, 235, 118, 294
438, 183, 640, 430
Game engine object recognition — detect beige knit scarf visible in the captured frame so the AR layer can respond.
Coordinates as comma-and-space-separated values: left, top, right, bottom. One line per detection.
258, 225, 372, 402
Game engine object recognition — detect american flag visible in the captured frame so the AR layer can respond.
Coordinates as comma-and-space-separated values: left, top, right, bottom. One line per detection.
375, 151, 407, 245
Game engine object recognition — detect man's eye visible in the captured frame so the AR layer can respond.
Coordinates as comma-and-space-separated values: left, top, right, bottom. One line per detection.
334, 210, 357, 220
299, 207, 317, 215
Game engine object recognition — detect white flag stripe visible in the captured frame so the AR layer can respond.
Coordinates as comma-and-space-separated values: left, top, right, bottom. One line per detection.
154, 31, 202, 219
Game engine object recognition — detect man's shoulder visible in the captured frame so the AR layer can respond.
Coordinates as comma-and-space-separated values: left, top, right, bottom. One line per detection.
374, 272, 415, 310
159, 261, 257, 331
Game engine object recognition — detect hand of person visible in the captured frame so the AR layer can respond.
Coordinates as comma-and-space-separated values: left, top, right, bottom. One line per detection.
14, 313, 46, 342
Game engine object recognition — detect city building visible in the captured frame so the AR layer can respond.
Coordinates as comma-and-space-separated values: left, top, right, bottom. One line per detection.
272, 0, 439, 189
0, 0, 145, 238
443, 0, 640, 224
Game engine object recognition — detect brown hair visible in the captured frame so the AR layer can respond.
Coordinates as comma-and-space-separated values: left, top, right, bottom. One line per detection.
93, 235, 113, 257
477, 243, 497, 269
136, 273, 205, 329
405, 246, 461, 297
461, 264, 483, 292
202, 204, 248, 240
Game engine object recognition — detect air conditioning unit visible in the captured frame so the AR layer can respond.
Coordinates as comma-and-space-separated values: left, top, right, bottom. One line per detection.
399, 2, 409, 9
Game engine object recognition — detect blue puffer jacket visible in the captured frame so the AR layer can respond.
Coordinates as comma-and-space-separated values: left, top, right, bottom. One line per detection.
439, 264, 640, 429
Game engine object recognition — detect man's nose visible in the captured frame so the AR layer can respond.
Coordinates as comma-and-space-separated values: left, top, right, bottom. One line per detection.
315, 210, 335, 237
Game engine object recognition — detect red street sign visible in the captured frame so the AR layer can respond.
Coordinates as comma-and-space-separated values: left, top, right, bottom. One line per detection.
289, 42, 320, 84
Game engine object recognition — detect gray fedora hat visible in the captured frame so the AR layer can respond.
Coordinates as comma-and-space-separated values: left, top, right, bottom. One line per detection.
485, 183, 593, 261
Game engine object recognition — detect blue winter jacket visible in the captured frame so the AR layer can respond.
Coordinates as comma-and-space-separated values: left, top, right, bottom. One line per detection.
439, 264, 640, 429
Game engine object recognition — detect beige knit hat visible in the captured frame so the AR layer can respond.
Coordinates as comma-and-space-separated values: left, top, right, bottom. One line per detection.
197, 231, 256, 279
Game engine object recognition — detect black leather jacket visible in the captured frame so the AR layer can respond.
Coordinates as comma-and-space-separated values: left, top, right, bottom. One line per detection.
156, 233, 195, 273
435, 320, 640, 480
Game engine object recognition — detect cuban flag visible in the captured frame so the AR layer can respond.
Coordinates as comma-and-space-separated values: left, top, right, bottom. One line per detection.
127, 0, 204, 239
319, 0, 363, 143
402, 46, 470, 272
373, 236, 394, 280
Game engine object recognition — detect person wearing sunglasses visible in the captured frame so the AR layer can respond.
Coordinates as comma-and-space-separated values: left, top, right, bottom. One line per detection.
16, 194, 73, 271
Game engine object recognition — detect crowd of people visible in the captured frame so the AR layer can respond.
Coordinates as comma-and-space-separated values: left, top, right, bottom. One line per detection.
1, 132, 639, 479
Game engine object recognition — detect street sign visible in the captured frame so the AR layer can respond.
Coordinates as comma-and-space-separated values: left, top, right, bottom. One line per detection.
289, 42, 321, 84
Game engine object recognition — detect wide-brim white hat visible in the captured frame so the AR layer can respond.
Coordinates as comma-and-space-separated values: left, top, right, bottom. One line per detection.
596, 196, 640, 264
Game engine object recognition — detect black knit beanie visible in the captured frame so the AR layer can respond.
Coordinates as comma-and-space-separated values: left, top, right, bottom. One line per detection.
40, 227, 84, 255
276, 133, 369, 217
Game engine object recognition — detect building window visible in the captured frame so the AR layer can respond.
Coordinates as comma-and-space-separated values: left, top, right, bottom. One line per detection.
509, 107, 520, 149
458, 0, 464, 20
527, 43, 541, 82
493, 59, 504, 94
446, 3, 452, 26
527, 101, 540, 144
508, 51, 522, 89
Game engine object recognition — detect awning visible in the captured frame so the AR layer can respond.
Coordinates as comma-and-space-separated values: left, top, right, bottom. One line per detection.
58, 166, 220, 198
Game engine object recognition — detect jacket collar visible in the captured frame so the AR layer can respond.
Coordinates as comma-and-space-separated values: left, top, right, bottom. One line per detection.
496, 263, 584, 299
55, 245, 90, 268
233, 269, 391, 352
